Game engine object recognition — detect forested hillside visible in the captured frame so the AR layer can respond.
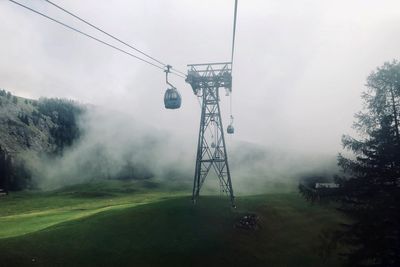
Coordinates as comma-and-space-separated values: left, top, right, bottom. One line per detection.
0, 89, 83, 191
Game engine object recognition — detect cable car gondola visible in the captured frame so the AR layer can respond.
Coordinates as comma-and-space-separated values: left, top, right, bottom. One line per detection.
164, 65, 181, 109
164, 88, 181, 109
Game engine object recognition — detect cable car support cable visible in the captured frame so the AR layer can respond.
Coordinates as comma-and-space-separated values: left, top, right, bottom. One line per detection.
44, 0, 187, 78
227, 0, 238, 134
8, 0, 186, 79
231, 0, 238, 66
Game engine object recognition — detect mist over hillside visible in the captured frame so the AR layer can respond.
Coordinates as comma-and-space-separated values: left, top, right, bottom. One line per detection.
1, 90, 338, 192
25, 106, 194, 189
24, 100, 338, 192
229, 142, 338, 194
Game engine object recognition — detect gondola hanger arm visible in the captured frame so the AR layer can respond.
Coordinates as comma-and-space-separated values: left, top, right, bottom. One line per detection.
165, 65, 176, 89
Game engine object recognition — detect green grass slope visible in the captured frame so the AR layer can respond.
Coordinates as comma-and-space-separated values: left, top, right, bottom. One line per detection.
0, 181, 346, 266
0, 180, 180, 238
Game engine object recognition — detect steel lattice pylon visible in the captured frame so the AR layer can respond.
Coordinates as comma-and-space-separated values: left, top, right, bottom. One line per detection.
186, 62, 235, 207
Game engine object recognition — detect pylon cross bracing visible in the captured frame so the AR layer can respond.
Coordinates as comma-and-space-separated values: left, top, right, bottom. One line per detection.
185, 62, 235, 207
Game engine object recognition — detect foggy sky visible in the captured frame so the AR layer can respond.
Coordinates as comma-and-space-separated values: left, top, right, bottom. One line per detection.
1, 0, 400, 154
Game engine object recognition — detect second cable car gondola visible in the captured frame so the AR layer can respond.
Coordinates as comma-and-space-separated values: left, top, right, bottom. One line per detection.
164, 65, 181, 109
227, 124, 234, 134
227, 115, 234, 134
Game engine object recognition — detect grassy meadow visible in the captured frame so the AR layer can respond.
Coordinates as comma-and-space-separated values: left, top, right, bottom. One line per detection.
0, 180, 346, 266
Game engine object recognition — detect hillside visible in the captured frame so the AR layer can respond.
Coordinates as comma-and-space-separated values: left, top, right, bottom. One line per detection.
0, 90, 82, 154
0, 89, 83, 190
0, 91, 53, 154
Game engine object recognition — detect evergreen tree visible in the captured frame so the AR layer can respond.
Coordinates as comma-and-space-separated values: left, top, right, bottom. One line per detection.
301, 61, 400, 266
0, 146, 11, 193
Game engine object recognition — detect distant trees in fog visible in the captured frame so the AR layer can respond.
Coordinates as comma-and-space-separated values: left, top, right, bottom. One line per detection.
0, 145, 30, 191
37, 98, 83, 154
0, 145, 12, 192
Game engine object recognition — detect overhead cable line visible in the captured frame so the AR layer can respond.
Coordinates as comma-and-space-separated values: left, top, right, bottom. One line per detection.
45, 0, 165, 66
228, 0, 238, 125
44, 0, 187, 78
230, 0, 238, 66
8, 0, 186, 79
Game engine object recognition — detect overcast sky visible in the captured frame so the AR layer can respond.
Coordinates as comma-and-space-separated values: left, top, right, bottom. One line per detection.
1, 0, 400, 155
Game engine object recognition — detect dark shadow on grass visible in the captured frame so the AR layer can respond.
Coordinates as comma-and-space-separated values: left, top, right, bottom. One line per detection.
0, 194, 345, 267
